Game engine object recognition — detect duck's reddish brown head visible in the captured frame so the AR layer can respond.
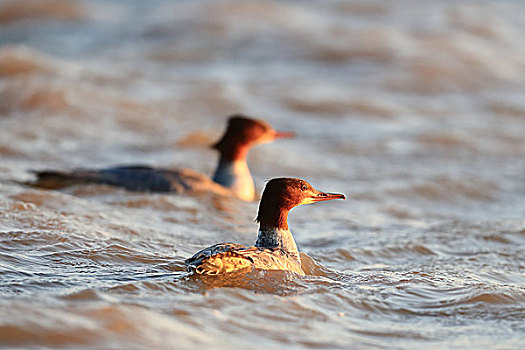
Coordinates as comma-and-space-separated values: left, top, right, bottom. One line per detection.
255, 178, 345, 230
212, 115, 294, 161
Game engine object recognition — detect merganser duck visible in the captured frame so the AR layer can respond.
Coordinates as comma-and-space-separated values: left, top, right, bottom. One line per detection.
27, 115, 294, 201
186, 178, 345, 275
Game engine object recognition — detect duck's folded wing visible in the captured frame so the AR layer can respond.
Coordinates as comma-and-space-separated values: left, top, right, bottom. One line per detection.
185, 243, 254, 275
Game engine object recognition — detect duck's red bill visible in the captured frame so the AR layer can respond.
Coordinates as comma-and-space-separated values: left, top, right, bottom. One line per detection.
274, 131, 296, 139
312, 192, 346, 202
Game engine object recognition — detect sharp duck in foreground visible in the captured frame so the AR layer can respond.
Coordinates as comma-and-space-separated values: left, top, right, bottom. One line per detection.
186, 178, 345, 276
27, 115, 294, 201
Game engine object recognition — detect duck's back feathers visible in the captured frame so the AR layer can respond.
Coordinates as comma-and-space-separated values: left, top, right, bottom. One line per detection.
186, 243, 251, 275
29, 166, 172, 191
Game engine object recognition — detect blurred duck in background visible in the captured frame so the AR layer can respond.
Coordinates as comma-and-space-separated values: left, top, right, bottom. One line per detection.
27, 115, 294, 201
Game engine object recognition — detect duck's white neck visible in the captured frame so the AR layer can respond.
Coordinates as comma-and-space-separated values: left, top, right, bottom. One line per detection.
212, 157, 254, 201
255, 228, 298, 253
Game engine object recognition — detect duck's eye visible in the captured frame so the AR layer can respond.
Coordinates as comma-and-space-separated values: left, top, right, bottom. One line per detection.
301, 184, 307, 191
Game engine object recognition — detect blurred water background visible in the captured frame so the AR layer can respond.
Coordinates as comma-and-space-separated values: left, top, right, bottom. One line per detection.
0, 0, 524, 349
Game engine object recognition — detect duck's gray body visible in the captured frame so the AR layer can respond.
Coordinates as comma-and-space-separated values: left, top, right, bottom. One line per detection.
31, 165, 217, 193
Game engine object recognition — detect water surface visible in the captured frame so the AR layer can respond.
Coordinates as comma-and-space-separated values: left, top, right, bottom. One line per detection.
1, 1, 524, 349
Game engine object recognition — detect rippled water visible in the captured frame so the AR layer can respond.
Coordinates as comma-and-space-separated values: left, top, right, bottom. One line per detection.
1, 0, 524, 349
